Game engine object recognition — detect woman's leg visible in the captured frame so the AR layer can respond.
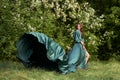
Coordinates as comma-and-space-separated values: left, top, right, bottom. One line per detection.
85, 51, 90, 64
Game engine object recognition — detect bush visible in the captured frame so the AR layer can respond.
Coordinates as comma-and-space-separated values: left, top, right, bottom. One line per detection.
0, 0, 103, 60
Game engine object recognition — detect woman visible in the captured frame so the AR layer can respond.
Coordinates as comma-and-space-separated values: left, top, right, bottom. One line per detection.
68, 23, 90, 72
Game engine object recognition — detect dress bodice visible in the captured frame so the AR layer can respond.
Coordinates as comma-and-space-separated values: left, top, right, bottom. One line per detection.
73, 30, 84, 43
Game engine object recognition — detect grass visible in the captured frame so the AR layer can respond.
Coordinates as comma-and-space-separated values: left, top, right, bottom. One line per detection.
0, 60, 120, 80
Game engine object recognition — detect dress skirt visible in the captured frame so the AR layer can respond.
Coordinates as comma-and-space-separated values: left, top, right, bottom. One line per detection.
68, 42, 86, 72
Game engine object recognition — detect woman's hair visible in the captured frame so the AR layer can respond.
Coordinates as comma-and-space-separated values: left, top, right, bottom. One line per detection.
76, 22, 84, 35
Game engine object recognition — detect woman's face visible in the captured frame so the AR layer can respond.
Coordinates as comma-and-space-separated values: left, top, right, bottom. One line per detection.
77, 24, 82, 30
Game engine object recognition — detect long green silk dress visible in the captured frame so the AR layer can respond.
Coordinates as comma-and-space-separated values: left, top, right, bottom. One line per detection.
67, 30, 86, 72
16, 32, 68, 72
16, 31, 87, 74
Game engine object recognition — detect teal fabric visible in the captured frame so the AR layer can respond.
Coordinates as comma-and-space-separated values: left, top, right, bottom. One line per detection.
73, 30, 84, 43
16, 31, 86, 74
58, 30, 87, 74
28, 32, 65, 61
17, 32, 66, 62
16, 35, 33, 63
67, 30, 86, 73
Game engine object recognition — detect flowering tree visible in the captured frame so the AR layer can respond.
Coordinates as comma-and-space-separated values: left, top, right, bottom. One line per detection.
0, 0, 103, 60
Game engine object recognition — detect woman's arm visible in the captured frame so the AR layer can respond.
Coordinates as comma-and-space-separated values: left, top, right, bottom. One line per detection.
80, 41, 86, 51
80, 41, 89, 54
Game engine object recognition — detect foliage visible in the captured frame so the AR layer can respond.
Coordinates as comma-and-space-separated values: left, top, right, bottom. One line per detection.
80, 0, 120, 60
1, 0, 116, 61
39, 0, 104, 55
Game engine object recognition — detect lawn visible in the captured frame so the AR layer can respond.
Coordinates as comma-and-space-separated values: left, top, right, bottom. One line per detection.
0, 60, 120, 80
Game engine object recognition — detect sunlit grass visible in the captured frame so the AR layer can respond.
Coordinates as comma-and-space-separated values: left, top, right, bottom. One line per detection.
0, 60, 120, 80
